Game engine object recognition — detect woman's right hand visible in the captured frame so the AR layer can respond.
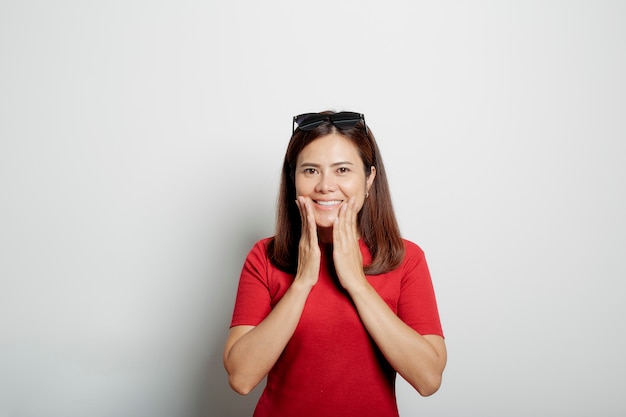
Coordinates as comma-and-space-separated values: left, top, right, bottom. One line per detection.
225, 200, 319, 394
295, 196, 321, 288
224, 197, 320, 395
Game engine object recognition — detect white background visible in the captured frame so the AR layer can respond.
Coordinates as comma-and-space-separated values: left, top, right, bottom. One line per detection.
1, 1, 625, 416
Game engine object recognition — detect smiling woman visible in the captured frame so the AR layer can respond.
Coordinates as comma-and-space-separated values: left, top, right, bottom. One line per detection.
223, 111, 446, 417
294, 133, 376, 239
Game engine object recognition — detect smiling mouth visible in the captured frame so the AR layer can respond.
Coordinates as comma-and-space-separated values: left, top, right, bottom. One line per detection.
314, 200, 343, 207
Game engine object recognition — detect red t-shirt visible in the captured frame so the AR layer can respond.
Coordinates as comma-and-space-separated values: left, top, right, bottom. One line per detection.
230, 237, 443, 417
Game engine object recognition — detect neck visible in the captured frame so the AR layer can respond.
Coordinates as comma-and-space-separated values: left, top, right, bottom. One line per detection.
317, 226, 333, 244
317, 226, 362, 244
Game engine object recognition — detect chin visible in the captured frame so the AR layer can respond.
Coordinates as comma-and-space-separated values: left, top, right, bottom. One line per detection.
314, 213, 337, 229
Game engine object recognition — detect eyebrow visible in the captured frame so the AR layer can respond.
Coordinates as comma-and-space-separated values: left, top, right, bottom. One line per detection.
298, 161, 355, 168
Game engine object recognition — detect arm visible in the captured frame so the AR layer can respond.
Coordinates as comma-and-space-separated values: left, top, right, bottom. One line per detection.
223, 279, 313, 395
223, 197, 320, 395
332, 198, 447, 396
346, 284, 446, 396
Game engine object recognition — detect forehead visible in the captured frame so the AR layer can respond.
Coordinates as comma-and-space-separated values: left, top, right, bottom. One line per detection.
297, 133, 362, 163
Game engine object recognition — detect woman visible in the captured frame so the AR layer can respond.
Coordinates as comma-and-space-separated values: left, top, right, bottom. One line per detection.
223, 111, 446, 417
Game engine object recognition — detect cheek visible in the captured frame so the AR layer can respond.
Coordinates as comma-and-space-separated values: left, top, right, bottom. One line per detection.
294, 178, 309, 196
347, 181, 367, 199
296, 182, 309, 195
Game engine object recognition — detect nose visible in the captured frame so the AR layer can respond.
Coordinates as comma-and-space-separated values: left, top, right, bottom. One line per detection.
315, 172, 336, 193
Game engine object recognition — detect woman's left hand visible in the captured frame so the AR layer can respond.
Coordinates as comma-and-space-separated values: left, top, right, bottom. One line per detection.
332, 196, 368, 292
332, 197, 447, 397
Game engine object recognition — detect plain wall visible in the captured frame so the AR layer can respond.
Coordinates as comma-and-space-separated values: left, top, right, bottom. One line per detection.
1, 1, 625, 416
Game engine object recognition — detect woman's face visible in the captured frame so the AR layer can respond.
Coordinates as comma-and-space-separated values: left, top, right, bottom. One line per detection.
295, 133, 375, 231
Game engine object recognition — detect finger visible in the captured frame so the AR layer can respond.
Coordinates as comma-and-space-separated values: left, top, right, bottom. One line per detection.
337, 197, 357, 238
342, 196, 354, 220
296, 196, 305, 222
303, 197, 318, 243
334, 201, 352, 245
296, 196, 311, 242
348, 196, 359, 239
334, 202, 347, 238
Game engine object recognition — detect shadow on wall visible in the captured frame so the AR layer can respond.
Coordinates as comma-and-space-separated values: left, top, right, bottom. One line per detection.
193, 202, 272, 417
198, 339, 263, 417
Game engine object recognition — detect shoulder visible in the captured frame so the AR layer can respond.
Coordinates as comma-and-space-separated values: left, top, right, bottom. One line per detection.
252, 236, 274, 250
401, 238, 425, 257
397, 238, 429, 272
244, 236, 274, 262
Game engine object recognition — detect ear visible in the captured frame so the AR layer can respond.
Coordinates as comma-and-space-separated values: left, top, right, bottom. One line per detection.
366, 166, 376, 192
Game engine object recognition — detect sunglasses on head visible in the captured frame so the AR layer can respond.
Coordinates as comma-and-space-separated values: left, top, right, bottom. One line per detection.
292, 112, 367, 134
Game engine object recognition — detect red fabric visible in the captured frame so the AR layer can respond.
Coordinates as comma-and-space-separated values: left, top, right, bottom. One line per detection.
230, 238, 443, 417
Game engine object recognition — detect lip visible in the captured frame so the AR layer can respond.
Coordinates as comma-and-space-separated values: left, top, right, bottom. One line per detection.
313, 199, 343, 210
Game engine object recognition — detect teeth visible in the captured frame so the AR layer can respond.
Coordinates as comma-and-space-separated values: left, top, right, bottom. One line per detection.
315, 200, 342, 206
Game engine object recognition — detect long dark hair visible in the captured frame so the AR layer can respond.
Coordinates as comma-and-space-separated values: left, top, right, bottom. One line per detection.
268, 111, 405, 275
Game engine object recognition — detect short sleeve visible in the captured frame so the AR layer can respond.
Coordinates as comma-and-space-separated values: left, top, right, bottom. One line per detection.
230, 239, 274, 327
397, 241, 444, 338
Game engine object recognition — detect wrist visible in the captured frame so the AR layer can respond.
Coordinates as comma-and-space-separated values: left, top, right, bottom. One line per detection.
343, 275, 372, 297
292, 275, 317, 292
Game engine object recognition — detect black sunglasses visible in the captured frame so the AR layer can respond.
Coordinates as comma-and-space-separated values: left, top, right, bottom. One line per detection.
292, 112, 367, 134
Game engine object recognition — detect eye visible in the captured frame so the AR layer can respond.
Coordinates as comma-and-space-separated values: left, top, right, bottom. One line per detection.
337, 167, 351, 174
303, 168, 318, 175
